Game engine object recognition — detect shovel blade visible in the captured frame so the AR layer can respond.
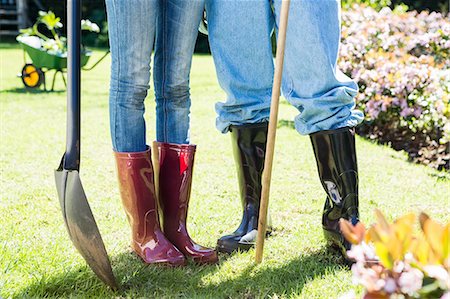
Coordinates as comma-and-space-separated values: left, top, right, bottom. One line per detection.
55, 168, 118, 289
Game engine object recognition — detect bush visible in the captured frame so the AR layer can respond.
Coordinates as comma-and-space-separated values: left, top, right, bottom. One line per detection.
341, 0, 449, 12
342, 0, 393, 11
339, 5, 450, 170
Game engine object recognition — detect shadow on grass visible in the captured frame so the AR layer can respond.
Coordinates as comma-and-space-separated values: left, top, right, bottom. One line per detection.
15, 247, 345, 298
278, 119, 295, 130
427, 170, 450, 180
0, 87, 65, 94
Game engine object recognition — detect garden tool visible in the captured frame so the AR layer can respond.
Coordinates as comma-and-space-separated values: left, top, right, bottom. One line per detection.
255, 0, 291, 264
54, 0, 117, 289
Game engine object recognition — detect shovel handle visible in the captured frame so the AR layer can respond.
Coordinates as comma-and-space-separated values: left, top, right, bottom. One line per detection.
255, 0, 291, 264
64, 0, 82, 171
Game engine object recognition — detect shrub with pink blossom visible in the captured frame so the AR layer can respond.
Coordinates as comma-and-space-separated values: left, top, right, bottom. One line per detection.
339, 5, 450, 170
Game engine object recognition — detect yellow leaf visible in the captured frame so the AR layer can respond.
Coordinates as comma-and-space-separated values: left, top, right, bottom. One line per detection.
411, 236, 430, 265
375, 242, 394, 269
375, 209, 391, 234
420, 212, 445, 262
443, 223, 449, 260
367, 225, 381, 243
393, 213, 415, 240
393, 213, 415, 256
419, 213, 430, 229
374, 223, 390, 243
387, 235, 403, 261
412, 233, 441, 265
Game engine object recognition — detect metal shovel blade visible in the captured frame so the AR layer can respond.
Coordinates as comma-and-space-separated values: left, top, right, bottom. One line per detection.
55, 165, 118, 289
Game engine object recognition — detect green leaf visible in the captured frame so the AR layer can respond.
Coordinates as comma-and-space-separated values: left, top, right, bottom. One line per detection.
39, 11, 63, 30
19, 27, 35, 35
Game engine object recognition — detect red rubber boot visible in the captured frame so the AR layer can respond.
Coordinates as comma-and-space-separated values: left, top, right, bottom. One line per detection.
155, 142, 218, 264
114, 148, 186, 266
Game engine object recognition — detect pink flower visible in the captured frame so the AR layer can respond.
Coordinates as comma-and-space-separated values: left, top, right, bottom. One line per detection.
413, 107, 423, 118
393, 261, 405, 273
347, 245, 365, 262
400, 107, 413, 118
384, 278, 397, 294
398, 268, 424, 295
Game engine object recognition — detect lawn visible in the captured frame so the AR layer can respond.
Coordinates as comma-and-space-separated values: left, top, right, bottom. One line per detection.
0, 44, 449, 299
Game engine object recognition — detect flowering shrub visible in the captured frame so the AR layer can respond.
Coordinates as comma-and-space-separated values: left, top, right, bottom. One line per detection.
339, 6, 450, 170
339, 210, 449, 299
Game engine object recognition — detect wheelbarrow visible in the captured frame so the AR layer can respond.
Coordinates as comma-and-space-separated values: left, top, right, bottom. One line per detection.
16, 36, 109, 91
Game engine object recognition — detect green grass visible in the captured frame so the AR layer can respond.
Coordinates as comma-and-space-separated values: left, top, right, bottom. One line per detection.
0, 43, 449, 298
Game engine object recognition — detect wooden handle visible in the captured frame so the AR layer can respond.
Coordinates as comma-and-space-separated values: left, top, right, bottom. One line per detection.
255, 0, 291, 264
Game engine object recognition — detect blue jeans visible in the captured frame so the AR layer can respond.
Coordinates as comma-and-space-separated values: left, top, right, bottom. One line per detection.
106, 0, 204, 152
206, 0, 364, 135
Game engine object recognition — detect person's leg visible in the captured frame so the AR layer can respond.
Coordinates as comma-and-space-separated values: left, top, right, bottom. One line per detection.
153, 0, 217, 264
206, 0, 274, 133
154, 0, 204, 144
106, 0, 185, 266
206, 0, 274, 253
107, 0, 155, 152
272, 0, 361, 259
273, 0, 363, 134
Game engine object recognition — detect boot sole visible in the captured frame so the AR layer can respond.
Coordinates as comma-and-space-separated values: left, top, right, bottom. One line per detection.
189, 254, 219, 265
182, 248, 219, 265
216, 241, 253, 254
132, 250, 187, 267
216, 230, 272, 254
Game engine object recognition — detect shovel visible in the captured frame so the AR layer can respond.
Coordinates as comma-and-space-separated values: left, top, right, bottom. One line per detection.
54, 0, 118, 289
255, 0, 291, 264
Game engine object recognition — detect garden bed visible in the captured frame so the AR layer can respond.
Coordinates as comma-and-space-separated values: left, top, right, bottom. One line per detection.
339, 5, 450, 170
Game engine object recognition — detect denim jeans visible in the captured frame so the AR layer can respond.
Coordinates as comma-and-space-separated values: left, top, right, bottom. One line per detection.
106, 0, 204, 152
206, 0, 364, 135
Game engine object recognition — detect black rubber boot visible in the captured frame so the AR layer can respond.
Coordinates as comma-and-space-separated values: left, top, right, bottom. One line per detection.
310, 127, 359, 260
217, 123, 272, 253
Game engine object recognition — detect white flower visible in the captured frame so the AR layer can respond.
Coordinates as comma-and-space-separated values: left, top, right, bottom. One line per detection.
393, 261, 405, 274
423, 265, 450, 288
384, 278, 397, 294
81, 19, 100, 33
398, 268, 424, 295
347, 245, 365, 262
17, 35, 42, 49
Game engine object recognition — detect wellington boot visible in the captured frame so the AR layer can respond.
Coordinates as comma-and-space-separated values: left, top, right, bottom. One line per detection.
155, 142, 218, 264
115, 148, 186, 266
310, 127, 359, 261
217, 123, 272, 254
